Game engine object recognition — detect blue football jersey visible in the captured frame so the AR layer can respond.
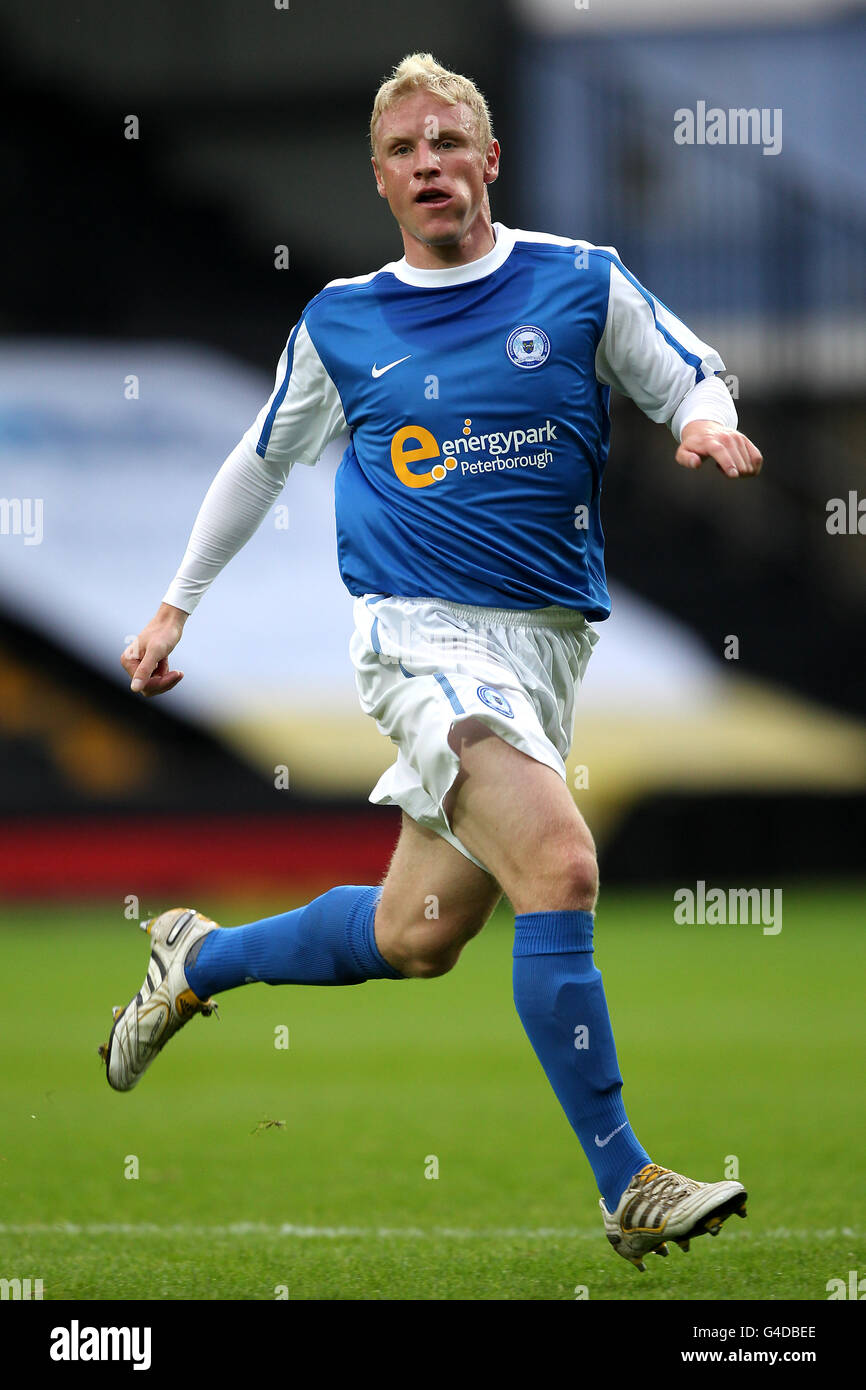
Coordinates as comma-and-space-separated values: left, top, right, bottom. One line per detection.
243, 224, 731, 620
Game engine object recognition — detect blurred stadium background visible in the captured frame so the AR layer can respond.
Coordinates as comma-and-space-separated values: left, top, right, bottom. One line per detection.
1, 0, 865, 1306
1, 0, 864, 897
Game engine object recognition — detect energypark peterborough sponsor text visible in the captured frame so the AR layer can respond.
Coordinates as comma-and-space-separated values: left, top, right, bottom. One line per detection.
390, 418, 557, 489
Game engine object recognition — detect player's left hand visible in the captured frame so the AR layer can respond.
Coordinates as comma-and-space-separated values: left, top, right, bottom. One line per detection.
676, 420, 763, 479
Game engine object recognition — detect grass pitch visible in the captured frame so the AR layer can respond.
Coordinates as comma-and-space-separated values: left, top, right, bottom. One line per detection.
1, 884, 864, 1301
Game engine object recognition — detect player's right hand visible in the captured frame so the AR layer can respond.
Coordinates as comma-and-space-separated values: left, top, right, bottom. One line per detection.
121, 603, 188, 697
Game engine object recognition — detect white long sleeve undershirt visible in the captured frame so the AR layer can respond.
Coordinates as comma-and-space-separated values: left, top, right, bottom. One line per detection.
162, 435, 289, 615
670, 371, 737, 441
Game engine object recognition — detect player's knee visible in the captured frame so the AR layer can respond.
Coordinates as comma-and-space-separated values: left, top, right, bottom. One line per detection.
561, 846, 599, 911
400, 944, 461, 979
511, 842, 598, 914
385, 909, 486, 979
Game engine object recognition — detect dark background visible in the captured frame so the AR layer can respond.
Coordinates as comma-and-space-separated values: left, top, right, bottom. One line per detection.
2, 0, 864, 893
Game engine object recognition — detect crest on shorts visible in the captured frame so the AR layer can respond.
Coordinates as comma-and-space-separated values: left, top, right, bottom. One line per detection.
477, 685, 514, 718
506, 324, 550, 370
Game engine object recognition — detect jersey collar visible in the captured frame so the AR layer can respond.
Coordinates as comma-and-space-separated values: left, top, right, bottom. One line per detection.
387, 223, 515, 288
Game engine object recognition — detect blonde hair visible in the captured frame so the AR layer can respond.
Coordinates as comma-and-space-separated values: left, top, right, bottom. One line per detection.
370, 52, 494, 156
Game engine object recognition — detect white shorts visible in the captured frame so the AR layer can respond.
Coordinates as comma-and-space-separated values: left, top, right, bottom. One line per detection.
349, 594, 599, 872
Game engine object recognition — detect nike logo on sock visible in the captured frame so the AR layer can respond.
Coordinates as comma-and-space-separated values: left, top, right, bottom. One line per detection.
594, 1122, 628, 1148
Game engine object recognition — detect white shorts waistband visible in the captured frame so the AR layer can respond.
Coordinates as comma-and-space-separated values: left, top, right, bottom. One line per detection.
393, 595, 591, 631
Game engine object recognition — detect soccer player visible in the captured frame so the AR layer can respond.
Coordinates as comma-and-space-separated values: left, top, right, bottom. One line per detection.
103, 53, 761, 1272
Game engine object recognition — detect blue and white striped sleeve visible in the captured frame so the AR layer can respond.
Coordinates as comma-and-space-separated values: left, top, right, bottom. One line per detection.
595, 255, 737, 439
247, 317, 347, 467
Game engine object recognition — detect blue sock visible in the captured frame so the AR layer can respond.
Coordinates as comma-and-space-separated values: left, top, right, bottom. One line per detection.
512, 909, 650, 1212
185, 885, 403, 995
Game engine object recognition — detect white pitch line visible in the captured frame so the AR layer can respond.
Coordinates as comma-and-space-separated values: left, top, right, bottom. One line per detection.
0, 1223, 860, 1241
1, 1223, 589, 1240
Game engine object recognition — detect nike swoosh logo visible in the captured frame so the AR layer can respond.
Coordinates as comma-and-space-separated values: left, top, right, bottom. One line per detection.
371, 355, 412, 378
594, 1122, 628, 1148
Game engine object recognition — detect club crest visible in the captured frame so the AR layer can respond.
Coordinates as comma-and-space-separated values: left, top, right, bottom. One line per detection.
477, 685, 514, 718
506, 324, 550, 370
